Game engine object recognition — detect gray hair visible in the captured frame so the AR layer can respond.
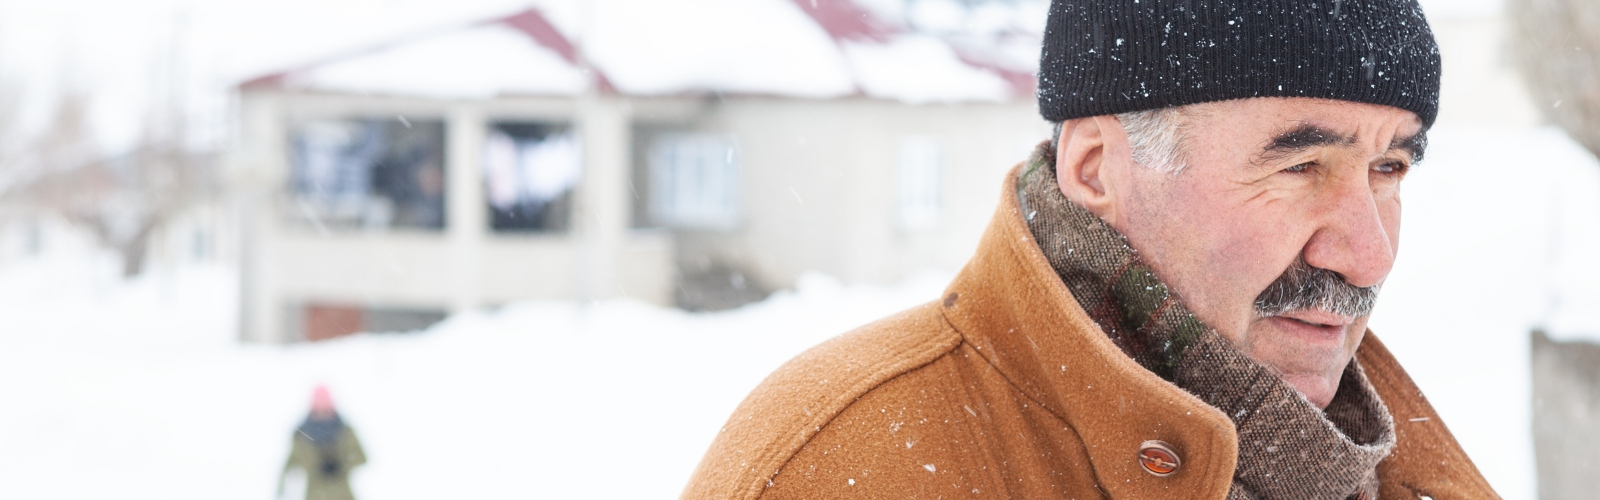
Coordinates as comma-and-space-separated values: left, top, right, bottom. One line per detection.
1254, 257, 1380, 319
1049, 107, 1191, 174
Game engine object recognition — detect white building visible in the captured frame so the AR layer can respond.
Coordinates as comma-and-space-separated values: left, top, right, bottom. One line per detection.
231, 0, 1543, 345
232, 0, 1050, 342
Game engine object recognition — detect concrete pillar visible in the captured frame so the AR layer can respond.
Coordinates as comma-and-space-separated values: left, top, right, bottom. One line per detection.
576, 96, 631, 300
1532, 330, 1600, 499
446, 105, 487, 313
236, 93, 288, 343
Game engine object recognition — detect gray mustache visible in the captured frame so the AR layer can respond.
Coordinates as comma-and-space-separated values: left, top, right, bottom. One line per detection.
1254, 258, 1380, 318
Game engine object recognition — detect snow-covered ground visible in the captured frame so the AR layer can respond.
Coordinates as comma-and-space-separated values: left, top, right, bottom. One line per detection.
1, 126, 1598, 499
0, 252, 950, 498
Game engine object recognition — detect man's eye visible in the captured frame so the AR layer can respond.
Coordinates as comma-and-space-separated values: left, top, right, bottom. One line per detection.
1283, 162, 1314, 173
1373, 161, 1409, 175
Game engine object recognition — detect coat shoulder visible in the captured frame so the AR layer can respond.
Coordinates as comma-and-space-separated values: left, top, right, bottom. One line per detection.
1358, 332, 1500, 499
682, 302, 965, 500
758, 345, 1018, 499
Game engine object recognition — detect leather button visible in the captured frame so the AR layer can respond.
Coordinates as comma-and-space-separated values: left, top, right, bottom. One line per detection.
1137, 440, 1180, 477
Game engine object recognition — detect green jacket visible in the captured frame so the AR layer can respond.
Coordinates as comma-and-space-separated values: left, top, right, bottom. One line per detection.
280, 424, 366, 500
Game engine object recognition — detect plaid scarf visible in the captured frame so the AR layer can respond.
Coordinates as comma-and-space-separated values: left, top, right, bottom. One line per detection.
1017, 143, 1395, 500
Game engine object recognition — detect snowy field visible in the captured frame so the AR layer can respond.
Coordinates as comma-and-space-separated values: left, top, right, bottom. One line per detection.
0, 258, 949, 498
2, 126, 1599, 499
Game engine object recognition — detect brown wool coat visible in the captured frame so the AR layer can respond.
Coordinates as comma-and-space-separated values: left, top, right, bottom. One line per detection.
683, 166, 1498, 500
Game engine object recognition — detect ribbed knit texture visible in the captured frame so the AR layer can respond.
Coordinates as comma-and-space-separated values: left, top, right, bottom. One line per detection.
1037, 0, 1441, 127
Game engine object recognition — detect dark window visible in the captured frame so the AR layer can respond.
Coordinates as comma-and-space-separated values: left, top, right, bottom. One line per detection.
289, 118, 447, 231
483, 122, 580, 233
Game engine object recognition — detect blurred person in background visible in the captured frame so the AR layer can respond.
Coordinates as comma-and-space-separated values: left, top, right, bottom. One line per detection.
278, 385, 366, 500
686, 0, 1499, 498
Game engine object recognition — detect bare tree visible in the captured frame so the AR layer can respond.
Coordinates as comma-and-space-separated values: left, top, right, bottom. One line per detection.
0, 91, 104, 239
0, 79, 20, 181
3, 92, 215, 276
1509, 0, 1600, 157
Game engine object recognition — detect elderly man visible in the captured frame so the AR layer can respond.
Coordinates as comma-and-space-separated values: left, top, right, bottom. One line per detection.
685, 1, 1497, 498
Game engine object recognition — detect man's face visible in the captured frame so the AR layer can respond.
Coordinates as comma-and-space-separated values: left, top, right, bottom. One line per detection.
1103, 97, 1423, 408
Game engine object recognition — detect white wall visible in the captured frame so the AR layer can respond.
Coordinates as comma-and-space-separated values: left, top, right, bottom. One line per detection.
665, 97, 1047, 290
1430, 14, 1541, 127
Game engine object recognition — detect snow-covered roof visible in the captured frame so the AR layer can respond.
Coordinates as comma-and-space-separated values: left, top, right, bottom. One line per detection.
241, 0, 1040, 103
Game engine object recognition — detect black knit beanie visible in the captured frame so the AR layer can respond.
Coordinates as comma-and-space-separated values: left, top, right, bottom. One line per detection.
1037, 0, 1442, 127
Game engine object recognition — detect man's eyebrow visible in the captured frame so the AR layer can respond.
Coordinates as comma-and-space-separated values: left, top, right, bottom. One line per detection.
1390, 131, 1427, 163
1257, 124, 1356, 163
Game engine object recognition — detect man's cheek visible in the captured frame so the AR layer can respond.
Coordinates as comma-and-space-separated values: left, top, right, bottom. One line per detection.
1217, 221, 1297, 295
1381, 202, 1403, 253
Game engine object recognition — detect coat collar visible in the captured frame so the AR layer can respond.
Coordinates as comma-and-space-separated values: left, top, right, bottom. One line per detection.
939, 164, 1239, 497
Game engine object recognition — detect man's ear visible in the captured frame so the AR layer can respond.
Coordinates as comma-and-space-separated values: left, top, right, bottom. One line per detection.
1054, 116, 1123, 221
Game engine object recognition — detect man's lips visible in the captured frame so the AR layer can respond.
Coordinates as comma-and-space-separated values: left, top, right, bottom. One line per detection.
1263, 310, 1355, 345
1274, 309, 1355, 328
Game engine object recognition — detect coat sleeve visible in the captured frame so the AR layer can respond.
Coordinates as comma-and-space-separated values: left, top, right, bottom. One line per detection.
342, 426, 367, 469
279, 434, 309, 495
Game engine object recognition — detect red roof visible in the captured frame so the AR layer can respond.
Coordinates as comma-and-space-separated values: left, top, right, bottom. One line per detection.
241, 0, 1035, 101
788, 0, 1034, 97
242, 8, 611, 93
789, 0, 897, 43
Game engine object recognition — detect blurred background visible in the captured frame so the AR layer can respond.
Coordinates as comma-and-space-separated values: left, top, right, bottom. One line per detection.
0, 0, 1597, 498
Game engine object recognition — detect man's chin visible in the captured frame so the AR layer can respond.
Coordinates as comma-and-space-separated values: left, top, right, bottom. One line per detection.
1242, 316, 1364, 408
1277, 372, 1344, 409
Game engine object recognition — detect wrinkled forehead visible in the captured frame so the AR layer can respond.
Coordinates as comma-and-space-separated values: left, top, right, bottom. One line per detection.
1184, 97, 1427, 159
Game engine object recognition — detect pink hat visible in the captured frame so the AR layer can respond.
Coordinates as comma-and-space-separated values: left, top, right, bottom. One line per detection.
310, 385, 335, 413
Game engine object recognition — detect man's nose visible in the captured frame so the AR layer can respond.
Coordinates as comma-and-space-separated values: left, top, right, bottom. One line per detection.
1300, 172, 1396, 289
